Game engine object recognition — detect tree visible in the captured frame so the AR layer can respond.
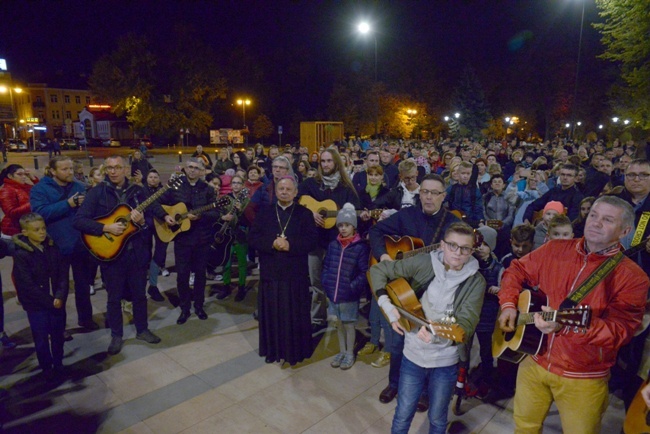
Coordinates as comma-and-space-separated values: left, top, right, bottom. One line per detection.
252, 114, 274, 142
594, 0, 650, 130
451, 65, 492, 138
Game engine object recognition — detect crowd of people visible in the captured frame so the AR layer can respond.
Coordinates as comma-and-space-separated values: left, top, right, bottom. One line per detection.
1, 135, 649, 432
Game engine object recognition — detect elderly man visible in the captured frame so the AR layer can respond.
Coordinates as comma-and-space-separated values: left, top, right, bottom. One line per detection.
498, 195, 648, 433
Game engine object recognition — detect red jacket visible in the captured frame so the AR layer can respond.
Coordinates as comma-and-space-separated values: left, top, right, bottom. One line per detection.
499, 238, 648, 379
0, 177, 39, 236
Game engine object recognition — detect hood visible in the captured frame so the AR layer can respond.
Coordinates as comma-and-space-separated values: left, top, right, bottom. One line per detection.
430, 249, 479, 286
12, 234, 54, 253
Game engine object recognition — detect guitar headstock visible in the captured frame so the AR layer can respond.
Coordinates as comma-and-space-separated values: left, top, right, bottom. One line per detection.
557, 305, 592, 330
167, 177, 183, 191
216, 196, 233, 208
473, 229, 484, 249
429, 323, 465, 343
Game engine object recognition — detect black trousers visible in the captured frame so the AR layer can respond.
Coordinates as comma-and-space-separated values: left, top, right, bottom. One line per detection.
175, 242, 210, 312
61, 249, 96, 324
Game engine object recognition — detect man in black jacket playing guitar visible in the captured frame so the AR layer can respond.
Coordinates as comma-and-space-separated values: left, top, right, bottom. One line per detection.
157, 158, 220, 325
74, 155, 162, 355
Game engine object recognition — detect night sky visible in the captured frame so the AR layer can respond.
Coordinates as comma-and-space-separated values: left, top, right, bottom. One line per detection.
0, 0, 606, 136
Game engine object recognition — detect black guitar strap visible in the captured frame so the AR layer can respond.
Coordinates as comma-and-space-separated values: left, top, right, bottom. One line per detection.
560, 251, 624, 309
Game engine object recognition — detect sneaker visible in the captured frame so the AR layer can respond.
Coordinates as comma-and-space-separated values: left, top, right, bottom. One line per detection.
161, 268, 170, 277
205, 271, 217, 280
189, 272, 195, 287
147, 286, 165, 302
63, 330, 74, 342
121, 300, 133, 315
358, 342, 377, 356
371, 351, 391, 368
89, 285, 96, 296
340, 353, 356, 370
234, 285, 249, 302
107, 336, 123, 355
0, 332, 17, 349
136, 329, 161, 344
330, 352, 346, 368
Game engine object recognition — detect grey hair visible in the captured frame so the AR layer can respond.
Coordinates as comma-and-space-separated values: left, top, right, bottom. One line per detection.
187, 157, 204, 169
592, 195, 635, 231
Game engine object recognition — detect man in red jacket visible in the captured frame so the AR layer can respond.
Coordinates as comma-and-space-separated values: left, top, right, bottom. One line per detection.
498, 195, 648, 433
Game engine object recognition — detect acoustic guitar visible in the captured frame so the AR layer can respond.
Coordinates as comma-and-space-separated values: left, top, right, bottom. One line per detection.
154, 196, 232, 243
624, 379, 650, 434
298, 195, 384, 229
82, 178, 182, 261
370, 230, 484, 266
491, 289, 592, 364
384, 278, 465, 342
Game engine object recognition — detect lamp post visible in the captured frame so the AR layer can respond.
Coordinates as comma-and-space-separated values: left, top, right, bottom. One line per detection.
570, 0, 586, 140
237, 98, 251, 145
358, 22, 378, 140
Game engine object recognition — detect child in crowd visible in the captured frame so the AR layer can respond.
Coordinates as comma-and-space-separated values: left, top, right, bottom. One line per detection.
533, 201, 564, 249
546, 215, 574, 241
322, 203, 370, 370
13, 213, 68, 377
471, 225, 504, 399
501, 224, 535, 269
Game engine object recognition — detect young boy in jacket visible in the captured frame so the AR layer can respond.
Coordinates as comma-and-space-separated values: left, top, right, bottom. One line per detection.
322, 203, 370, 370
13, 213, 68, 377
370, 222, 485, 434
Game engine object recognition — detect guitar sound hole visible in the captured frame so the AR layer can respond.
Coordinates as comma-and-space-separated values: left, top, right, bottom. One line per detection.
396, 251, 404, 260
116, 218, 129, 228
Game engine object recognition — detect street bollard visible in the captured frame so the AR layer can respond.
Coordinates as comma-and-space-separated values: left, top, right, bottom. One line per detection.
89, 155, 94, 167
178, 151, 182, 162
2, 152, 7, 163
33, 156, 39, 171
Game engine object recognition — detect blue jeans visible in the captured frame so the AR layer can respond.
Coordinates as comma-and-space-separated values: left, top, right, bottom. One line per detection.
392, 357, 458, 434
369, 297, 381, 346
27, 309, 66, 370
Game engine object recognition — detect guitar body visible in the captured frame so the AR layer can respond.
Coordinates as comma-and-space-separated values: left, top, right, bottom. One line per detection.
154, 203, 192, 243
625, 379, 650, 434
492, 289, 548, 364
298, 196, 339, 229
208, 223, 235, 269
82, 204, 139, 261
370, 235, 426, 267
385, 278, 425, 332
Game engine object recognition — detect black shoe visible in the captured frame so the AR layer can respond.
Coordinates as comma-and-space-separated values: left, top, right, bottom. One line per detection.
148, 286, 165, 302
136, 329, 161, 344
78, 320, 100, 331
379, 385, 398, 403
107, 336, 123, 355
416, 394, 429, 412
63, 331, 74, 342
214, 287, 232, 300
234, 285, 249, 302
265, 356, 275, 364
195, 307, 208, 320
177, 311, 191, 325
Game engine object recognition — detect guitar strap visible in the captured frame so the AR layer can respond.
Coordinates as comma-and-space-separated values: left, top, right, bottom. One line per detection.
560, 251, 624, 309
430, 208, 447, 245
631, 212, 650, 247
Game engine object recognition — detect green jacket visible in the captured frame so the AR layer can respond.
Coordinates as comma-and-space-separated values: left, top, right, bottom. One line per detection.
369, 253, 486, 362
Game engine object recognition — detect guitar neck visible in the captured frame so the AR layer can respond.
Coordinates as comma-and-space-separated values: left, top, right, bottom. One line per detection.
395, 306, 430, 329
189, 200, 225, 216
517, 310, 556, 325
402, 242, 441, 260
135, 184, 171, 215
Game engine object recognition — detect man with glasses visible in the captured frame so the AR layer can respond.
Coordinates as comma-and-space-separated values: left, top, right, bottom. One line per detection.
157, 158, 220, 325
368, 174, 460, 409
374, 159, 420, 212
352, 151, 393, 191
523, 163, 584, 223
74, 155, 162, 355
370, 222, 485, 434
249, 156, 295, 221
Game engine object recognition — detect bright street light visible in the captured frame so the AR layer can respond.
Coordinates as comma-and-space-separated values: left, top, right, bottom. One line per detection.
577, 121, 582, 126
565, 123, 570, 128
444, 116, 450, 122
357, 21, 378, 138
236, 98, 251, 127
454, 112, 460, 119
358, 22, 370, 34
612, 117, 619, 123
624, 119, 630, 125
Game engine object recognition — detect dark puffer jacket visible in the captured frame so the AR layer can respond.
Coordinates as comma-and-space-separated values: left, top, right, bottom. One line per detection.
322, 234, 370, 303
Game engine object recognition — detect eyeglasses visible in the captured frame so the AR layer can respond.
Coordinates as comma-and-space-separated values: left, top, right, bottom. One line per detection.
231, 181, 243, 185
186, 165, 201, 170
443, 240, 474, 255
272, 165, 288, 170
105, 166, 124, 172
420, 189, 444, 197
625, 173, 650, 180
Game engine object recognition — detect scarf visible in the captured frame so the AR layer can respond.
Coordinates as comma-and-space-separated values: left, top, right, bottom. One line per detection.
321, 172, 341, 190
365, 182, 381, 199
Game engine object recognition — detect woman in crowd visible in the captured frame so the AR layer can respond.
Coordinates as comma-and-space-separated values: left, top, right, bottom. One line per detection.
213, 148, 235, 175
297, 160, 310, 180
0, 164, 39, 238
232, 151, 249, 173
572, 196, 595, 238
507, 169, 549, 227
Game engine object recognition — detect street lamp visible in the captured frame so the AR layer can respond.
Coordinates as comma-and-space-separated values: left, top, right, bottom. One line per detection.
357, 21, 378, 139
236, 99, 251, 128
570, 0, 586, 140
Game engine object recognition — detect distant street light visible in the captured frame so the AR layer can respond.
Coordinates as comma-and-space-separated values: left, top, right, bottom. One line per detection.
612, 117, 619, 123
237, 98, 251, 146
570, 0, 586, 140
624, 119, 630, 125
598, 124, 603, 129
357, 21, 378, 139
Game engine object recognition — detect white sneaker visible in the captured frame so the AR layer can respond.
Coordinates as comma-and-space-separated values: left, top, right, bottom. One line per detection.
189, 272, 195, 286
89, 285, 96, 296
161, 268, 170, 277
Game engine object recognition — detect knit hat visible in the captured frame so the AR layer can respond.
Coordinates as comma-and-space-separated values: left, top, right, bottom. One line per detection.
336, 203, 357, 228
477, 225, 497, 252
543, 201, 565, 215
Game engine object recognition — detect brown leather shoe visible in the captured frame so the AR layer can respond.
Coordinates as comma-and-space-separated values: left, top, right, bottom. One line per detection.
379, 385, 398, 403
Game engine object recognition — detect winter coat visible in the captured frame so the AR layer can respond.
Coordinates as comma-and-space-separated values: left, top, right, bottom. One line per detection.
29, 176, 86, 255
475, 254, 504, 333
13, 234, 68, 312
130, 158, 154, 179
445, 182, 484, 224
373, 184, 420, 211
522, 185, 584, 222
0, 177, 39, 236
322, 234, 370, 303
499, 238, 649, 379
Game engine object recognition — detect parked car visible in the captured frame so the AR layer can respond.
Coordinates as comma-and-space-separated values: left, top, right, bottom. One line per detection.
130, 139, 153, 150
61, 139, 78, 150
102, 138, 121, 147
82, 138, 104, 147
7, 139, 27, 152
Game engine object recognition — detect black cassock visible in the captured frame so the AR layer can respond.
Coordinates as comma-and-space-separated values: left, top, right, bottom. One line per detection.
248, 202, 318, 365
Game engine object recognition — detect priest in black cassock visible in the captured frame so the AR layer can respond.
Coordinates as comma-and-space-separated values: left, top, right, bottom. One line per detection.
248, 176, 318, 365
